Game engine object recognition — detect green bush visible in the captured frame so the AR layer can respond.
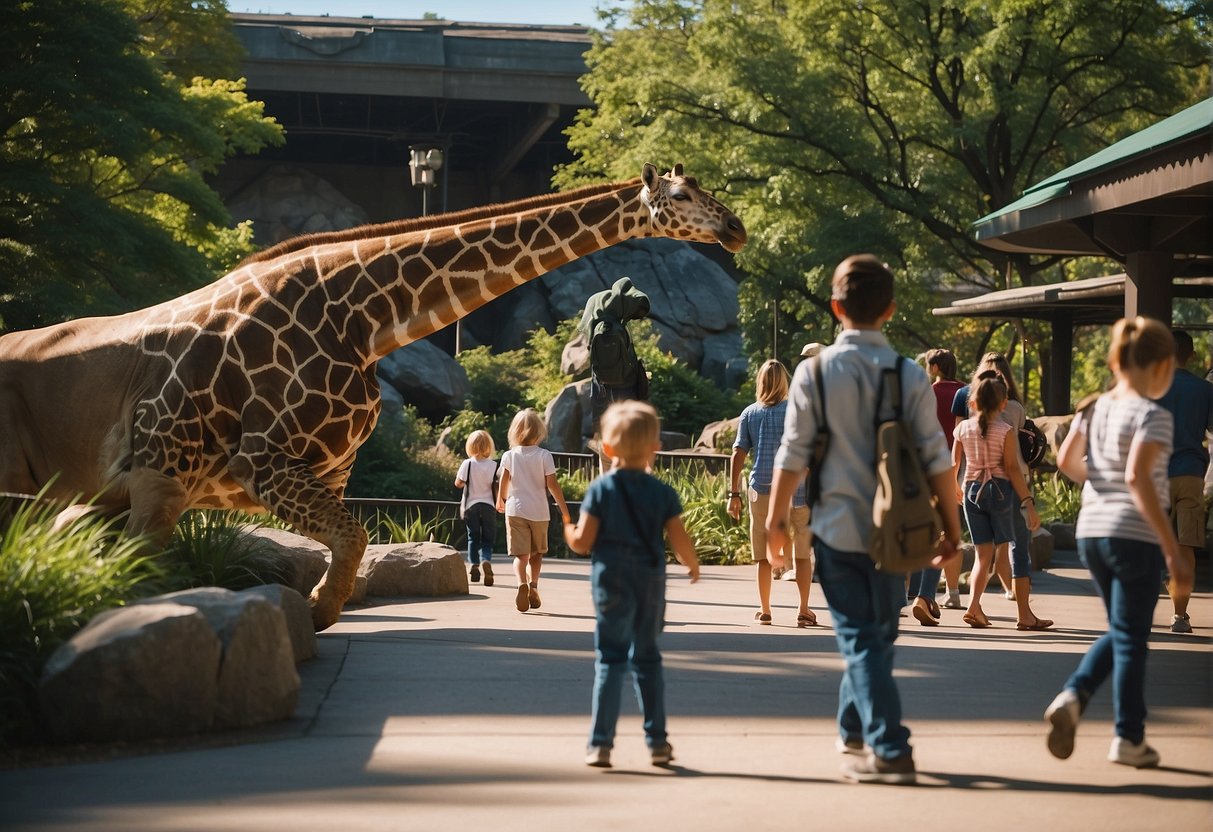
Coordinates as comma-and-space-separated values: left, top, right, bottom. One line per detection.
0, 501, 166, 743
160, 511, 288, 590
1034, 473, 1083, 525
665, 468, 751, 565
347, 407, 459, 500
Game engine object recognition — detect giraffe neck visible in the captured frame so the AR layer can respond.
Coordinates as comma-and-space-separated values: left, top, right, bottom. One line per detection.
332, 180, 650, 362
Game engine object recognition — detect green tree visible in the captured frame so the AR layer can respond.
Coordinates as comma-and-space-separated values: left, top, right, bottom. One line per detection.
0, 0, 283, 332
560, 0, 1209, 378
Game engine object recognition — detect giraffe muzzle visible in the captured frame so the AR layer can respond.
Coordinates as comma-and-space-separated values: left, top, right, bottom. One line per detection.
719, 213, 747, 252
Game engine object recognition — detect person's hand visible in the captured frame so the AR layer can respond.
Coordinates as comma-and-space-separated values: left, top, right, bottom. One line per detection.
766, 518, 790, 571
686, 561, 701, 584
954, 484, 964, 504
930, 535, 960, 568
495, 500, 505, 514
1163, 537, 1192, 597
726, 493, 741, 521
1025, 502, 1041, 532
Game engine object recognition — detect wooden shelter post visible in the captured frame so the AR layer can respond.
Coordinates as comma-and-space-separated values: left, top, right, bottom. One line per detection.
1046, 316, 1073, 415
1125, 251, 1174, 324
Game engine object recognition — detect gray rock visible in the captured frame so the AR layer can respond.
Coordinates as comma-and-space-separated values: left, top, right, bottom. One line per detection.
1031, 527, 1055, 571
544, 380, 591, 453
1046, 522, 1077, 550
696, 417, 740, 452
136, 588, 299, 730
360, 542, 469, 597
227, 164, 370, 246
660, 431, 691, 451
242, 584, 318, 663
40, 604, 220, 742
378, 338, 470, 418
243, 526, 330, 599
561, 331, 590, 378
1033, 414, 1075, 469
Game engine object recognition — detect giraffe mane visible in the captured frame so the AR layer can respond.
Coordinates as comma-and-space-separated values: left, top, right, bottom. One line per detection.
238, 177, 643, 267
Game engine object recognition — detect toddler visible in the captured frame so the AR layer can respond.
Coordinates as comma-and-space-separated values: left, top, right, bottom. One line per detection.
454, 429, 499, 586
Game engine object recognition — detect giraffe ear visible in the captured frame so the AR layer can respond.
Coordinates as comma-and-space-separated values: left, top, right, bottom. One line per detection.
673, 163, 684, 177
642, 163, 659, 190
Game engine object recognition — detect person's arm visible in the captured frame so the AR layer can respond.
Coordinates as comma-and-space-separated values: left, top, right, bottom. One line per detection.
1057, 415, 1088, 485
765, 466, 800, 570
928, 467, 962, 566
1003, 428, 1040, 531
664, 515, 700, 583
564, 511, 599, 556
495, 468, 511, 513
546, 473, 571, 524
951, 435, 965, 503
1126, 437, 1188, 592
727, 447, 747, 521
454, 459, 468, 489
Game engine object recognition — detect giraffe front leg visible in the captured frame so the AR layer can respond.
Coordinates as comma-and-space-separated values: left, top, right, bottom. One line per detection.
233, 453, 368, 631
124, 466, 190, 548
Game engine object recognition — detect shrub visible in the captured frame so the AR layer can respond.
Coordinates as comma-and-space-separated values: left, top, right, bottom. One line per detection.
1034, 473, 1083, 525
0, 501, 165, 743
160, 510, 288, 590
658, 467, 750, 565
347, 407, 459, 500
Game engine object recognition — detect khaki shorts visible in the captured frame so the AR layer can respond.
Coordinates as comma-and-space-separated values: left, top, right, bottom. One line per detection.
1170, 476, 1207, 548
506, 515, 549, 557
749, 489, 812, 564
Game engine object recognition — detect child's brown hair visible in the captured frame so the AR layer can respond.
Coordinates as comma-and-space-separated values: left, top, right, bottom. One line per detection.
925, 348, 958, 381
601, 401, 660, 465
831, 254, 894, 324
970, 372, 1007, 438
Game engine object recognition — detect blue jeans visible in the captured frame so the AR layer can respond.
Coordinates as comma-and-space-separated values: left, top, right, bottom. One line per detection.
909, 567, 941, 601
464, 502, 495, 565
1067, 537, 1163, 744
1009, 496, 1032, 578
815, 538, 912, 761
588, 556, 667, 749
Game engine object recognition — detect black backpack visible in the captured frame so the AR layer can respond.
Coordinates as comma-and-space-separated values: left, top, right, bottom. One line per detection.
589, 316, 639, 387
1018, 419, 1048, 469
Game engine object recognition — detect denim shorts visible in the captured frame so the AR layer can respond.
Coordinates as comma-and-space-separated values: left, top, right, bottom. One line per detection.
963, 477, 1015, 546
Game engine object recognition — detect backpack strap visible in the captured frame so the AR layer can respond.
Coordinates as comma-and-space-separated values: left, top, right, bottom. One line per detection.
874, 355, 906, 428
806, 354, 830, 507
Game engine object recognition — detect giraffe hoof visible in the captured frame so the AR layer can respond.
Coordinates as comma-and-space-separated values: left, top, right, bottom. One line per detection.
308, 597, 342, 631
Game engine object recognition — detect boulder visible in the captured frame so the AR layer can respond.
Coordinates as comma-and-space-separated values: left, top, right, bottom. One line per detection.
40, 604, 221, 742
696, 418, 740, 452
1030, 527, 1055, 571
544, 380, 592, 453
360, 541, 468, 597
377, 339, 470, 419
227, 164, 370, 246
243, 526, 329, 599
1033, 414, 1075, 467
242, 584, 317, 663
134, 588, 299, 730
1046, 522, 1077, 551
560, 331, 590, 378
660, 431, 691, 451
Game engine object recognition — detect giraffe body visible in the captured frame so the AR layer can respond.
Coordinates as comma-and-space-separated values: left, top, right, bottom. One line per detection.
0, 164, 745, 630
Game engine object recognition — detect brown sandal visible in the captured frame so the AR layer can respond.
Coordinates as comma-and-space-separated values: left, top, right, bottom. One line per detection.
1016, 617, 1053, 631
963, 612, 991, 628
755, 611, 772, 625
797, 611, 817, 628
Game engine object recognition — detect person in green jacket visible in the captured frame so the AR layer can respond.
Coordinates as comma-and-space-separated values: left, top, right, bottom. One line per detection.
581, 277, 651, 434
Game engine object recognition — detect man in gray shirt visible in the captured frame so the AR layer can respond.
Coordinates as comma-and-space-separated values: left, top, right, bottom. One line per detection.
766, 255, 961, 785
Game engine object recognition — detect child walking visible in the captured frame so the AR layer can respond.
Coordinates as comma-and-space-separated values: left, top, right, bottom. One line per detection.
496, 409, 570, 613
951, 373, 1045, 629
1049, 317, 1191, 768
454, 429, 499, 587
564, 401, 700, 769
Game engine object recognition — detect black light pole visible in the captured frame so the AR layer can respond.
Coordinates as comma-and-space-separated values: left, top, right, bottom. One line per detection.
409, 146, 458, 352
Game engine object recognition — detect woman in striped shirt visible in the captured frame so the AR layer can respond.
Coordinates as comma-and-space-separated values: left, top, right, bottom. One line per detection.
1047, 317, 1191, 769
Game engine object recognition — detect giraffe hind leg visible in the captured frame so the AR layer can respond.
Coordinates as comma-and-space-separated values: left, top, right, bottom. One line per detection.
124, 466, 190, 549
234, 453, 368, 631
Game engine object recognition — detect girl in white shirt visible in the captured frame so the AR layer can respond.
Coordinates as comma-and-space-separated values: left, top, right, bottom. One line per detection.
455, 430, 499, 587
496, 409, 571, 613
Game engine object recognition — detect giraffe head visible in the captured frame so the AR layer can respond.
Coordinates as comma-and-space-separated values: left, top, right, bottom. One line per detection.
640, 163, 747, 253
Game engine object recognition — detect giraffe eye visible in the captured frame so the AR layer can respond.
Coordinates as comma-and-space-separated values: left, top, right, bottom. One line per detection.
671, 192, 690, 202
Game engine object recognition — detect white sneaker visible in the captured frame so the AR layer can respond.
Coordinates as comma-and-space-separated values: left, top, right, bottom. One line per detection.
1171, 613, 1192, 634
585, 746, 612, 768
835, 736, 866, 756
1108, 736, 1160, 768
1045, 689, 1082, 760
781, 569, 798, 581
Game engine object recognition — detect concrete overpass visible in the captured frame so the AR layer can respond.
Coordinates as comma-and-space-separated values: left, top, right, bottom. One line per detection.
219, 13, 594, 223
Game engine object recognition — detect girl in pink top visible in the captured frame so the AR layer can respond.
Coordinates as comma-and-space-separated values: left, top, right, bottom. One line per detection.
952, 374, 1043, 629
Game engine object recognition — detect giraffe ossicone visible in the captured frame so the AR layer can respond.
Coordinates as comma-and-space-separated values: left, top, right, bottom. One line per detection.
0, 163, 746, 631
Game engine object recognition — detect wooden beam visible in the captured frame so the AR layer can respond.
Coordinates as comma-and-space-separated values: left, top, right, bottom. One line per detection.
1124, 251, 1174, 323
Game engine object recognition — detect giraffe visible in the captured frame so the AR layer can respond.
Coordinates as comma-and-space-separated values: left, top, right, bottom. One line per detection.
0, 163, 746, 630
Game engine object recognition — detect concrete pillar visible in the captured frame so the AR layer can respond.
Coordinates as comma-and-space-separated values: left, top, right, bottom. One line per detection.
1124, 252, 1174, 323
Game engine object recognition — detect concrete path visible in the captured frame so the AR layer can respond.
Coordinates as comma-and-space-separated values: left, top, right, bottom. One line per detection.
1, 550, 1210, 832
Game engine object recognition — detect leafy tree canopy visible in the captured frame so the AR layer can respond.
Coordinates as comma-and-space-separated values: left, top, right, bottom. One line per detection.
559, 0, 1210, 378
0, 0, 283, 332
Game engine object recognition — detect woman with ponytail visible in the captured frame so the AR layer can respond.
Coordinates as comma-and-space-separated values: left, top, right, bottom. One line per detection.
1048, 317, 1191, 769
951, 373, 1044, 629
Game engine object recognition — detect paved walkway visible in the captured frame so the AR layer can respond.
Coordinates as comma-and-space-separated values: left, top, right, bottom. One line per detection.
1, 549, 1210, 832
